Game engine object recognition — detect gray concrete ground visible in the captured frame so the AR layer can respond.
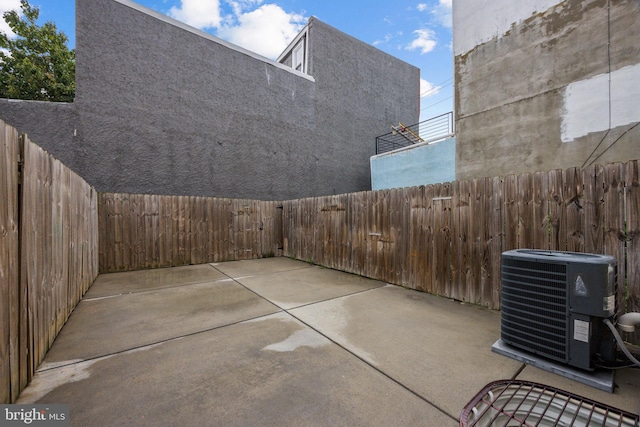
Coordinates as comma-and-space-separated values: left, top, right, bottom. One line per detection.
17, 258, 640, 426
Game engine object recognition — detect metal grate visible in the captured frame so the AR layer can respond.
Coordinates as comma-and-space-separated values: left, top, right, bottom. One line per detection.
501, 258, 569, 363
460, 380, 639, 427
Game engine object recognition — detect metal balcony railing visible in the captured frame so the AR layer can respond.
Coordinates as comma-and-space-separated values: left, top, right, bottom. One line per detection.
375, 111, 454, 155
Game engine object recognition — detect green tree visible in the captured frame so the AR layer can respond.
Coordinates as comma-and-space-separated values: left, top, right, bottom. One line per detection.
0, 0, 75, 102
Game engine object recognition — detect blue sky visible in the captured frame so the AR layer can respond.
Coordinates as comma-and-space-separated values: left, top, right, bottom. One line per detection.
1, 0, 453, 121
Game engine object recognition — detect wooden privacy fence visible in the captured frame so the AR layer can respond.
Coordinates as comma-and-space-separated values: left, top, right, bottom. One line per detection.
99, 160, 639, 319
0, 121, 99, 403
98, 194, 282, 272
5, 128, 638, 403
3, 115, 638, 404
281, 162, 640, 314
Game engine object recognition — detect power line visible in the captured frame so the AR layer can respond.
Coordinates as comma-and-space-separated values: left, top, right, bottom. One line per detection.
420, 95, 453, 112
420, 77, 453, 98
584, 122, 639, 168
420, 78, 453, 98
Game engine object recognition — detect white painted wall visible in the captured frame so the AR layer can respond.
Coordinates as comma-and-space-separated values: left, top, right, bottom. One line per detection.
561, 63, 640, 142
453, 0, 565, 55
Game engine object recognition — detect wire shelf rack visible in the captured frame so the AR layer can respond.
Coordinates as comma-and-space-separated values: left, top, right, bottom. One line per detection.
460, 380, 639, 427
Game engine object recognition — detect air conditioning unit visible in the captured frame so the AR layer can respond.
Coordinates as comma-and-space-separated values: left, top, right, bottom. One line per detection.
500, 249, 617, 371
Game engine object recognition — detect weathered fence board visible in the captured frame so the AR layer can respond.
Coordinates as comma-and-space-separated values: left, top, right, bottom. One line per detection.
601, 164, 627, 318
1, 126, 98, 404
548, 169, 564, 251
451, 180, 464, 302
98, 194, 283, 272
275, 161, 639, 313
20, 137, 99, 387
564, 167, 585, 252
466, 179, 481, 304
518, 173, 534, 249
489, 177, 503, 305
0, 121, 20, 403
503, 175, 519, 252
96, 161, 639, 328
625, 160, 640, 343
584, 165, 604, 254
407, 186, 424, 290
532, 171, 549, 250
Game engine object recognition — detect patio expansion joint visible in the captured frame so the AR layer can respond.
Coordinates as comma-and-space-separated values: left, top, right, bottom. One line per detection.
210, 264, 459, 423
34, 310, 285, 374
82, 277, 232, 300
510, 362, 527, 380
282, 307, 459, 423
206, 261, 316, 278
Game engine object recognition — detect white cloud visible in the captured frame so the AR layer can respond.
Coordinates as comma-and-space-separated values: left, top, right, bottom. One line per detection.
372, 33, 393, 46
420, 78, 440, 98
415, 0, 452, 28
217, 4, 306, 59
0, 0, 22, 38
407, 29, 436, 54
432, 0, 452, 28
165, 1, 306, 59
226, 0, 263, 17
168, 0, 223, 29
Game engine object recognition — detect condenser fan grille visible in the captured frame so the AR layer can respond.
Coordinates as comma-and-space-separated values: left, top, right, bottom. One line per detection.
501, 258, 568, 363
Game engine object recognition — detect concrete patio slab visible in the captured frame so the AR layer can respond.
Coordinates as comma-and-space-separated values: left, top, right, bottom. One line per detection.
85, 264, 227, 298
41, 280, 280, 365
19, 313, 455, 426
14, 258, 640, 425
290, 284, 523, 419
232, 265, 387, 309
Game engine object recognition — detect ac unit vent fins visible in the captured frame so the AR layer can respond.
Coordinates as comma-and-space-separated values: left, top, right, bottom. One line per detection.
501, 258, 568, 363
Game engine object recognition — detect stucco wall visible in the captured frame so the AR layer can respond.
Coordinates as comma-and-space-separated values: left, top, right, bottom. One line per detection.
0, 0, 418, 200
0, 100, 77, 165
370, 137, 456, 190
453, 0, 640, 180
71, 0, 417, 199
306, 18, 421, 193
